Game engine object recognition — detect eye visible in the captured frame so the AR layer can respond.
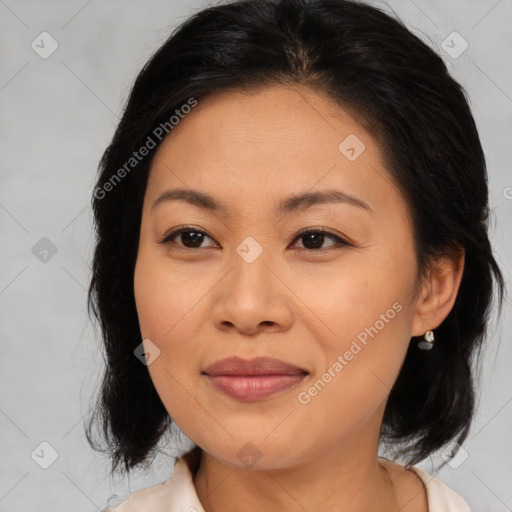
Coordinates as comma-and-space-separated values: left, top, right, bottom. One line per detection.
290, 228, 352, 251
158, 226, 218, 249
158, 226, 353, 251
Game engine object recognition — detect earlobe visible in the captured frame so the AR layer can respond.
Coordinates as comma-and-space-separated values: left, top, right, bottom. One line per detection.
411, 247, 465, 337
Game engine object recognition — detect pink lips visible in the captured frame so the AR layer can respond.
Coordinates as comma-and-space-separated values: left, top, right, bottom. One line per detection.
203, 356, 308, 401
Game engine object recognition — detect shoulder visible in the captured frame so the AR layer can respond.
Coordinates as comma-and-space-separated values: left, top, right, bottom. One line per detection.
105, 447, 204, 512
103, 477, 174, 512
380, 457, 471, 512
410, 465, 472, 512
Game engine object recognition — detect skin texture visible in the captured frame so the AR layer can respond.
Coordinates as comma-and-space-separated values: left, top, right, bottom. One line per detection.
133, 84, 464, 512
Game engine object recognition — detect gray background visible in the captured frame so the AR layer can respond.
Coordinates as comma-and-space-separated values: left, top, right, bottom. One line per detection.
1, 0, 511, 510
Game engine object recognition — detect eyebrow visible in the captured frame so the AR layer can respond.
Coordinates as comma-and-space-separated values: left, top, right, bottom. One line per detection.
151, 188, 371, 215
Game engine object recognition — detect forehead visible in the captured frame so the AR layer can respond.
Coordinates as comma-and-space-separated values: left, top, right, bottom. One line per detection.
145, 84, 401, 216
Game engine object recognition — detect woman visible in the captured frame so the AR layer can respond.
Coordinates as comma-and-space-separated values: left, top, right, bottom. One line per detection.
86, 0, 504, 510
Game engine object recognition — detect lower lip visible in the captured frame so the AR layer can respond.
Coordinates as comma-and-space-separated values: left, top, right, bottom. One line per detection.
206, 374, 307, 401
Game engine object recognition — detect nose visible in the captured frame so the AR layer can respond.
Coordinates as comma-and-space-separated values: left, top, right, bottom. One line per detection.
210, 243, 294, 336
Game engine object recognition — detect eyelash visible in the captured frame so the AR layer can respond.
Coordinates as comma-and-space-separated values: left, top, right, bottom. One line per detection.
157, 225, 353, 252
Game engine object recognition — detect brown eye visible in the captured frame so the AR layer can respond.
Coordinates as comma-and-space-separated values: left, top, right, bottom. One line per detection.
158, 226, 352, 252
291, 228, 352, 251
158, 227, 217, 249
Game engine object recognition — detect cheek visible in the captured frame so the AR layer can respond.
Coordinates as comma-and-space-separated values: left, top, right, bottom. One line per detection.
134, 248, 205, 341
134, 261, 171, 340
300, 250, 415, 401
291, 282, 412, 448
133, 246, 218, 379
304, 255, 411, 343
134, 253, 208, 434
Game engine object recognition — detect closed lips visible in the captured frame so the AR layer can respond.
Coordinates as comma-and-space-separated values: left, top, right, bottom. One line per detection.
202, 356, 308, 376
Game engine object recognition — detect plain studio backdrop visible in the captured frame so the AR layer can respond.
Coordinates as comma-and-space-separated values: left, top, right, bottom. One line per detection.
1, 1, 511, 510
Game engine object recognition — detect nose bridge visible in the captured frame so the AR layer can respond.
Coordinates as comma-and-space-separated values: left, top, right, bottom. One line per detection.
229, 234, 272, 297
235, 234, 266, 266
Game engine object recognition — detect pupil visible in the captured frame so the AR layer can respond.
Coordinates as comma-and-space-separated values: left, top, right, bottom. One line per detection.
183, 231, 203, 247
304, 233, 323, 249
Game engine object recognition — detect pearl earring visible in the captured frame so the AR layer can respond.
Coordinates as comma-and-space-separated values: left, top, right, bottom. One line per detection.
418, 330, 435, 350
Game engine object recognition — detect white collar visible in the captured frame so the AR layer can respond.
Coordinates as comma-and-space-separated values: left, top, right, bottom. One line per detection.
109, 450, 471, 512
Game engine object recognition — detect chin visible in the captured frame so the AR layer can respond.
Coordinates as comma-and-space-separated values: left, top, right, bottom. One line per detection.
196, 435, 311, 471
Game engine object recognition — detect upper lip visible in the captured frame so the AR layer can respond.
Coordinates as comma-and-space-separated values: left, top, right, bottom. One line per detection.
203, 356, 308, 376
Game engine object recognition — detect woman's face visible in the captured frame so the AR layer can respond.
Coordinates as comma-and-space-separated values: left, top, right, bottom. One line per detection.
134, 84, 424, 469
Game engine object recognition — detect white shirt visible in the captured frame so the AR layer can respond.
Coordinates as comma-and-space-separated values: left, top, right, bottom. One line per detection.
104, 450, 471, 512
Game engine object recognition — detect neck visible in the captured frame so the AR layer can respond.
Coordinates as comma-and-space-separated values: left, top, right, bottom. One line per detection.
193, 441, 398, 512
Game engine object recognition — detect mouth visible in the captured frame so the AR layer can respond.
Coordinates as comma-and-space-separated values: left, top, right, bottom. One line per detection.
202, 356, 309, 401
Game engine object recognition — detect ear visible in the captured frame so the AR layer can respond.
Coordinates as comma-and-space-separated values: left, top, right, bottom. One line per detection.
411, 247, 465, 337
